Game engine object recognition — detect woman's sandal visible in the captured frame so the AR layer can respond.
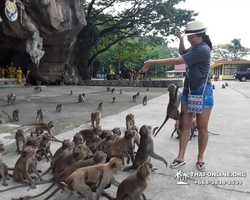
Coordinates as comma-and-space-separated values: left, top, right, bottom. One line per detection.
196, 161, 207, 172
169, 159, 186, 169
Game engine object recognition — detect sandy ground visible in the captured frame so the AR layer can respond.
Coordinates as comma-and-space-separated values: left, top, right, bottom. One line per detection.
0, 80, 250, 200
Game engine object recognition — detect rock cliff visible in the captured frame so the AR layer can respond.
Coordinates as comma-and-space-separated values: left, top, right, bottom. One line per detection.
0, 0, 87, 84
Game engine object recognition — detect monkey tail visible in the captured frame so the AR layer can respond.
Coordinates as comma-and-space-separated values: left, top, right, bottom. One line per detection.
102, 191, 116, 200
208, 131, 219, 135
27, 181, 57, 198
154, 116, 169, 137
41, 166, 52, 176
43, 185, 64, 200
0, 110, 12, 122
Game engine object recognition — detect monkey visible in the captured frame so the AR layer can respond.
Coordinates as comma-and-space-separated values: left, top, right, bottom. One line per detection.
86, 135, 102, 153
54, 157, 124, 200
132, 95, 136, 102
113, 96, 116, 103
36, 108, 43, 123
96, 134, 114, 152
73, 132, 85, 145
19, 152, 108, 200
154, 83, 181, 137
105, 129, 136, 164
146, 86, 149, 91
91, 111, 101, 128
0, 143, 10, 186
7, 94, 12, 105
33, 86, 42, 92
225, 82, 228, 86
212, 84, 215, 90
123, 125, 168, 172
82, 93, 86, 97
15, 129, 26, 154
56, 104, 62, 112
170, 120, 181, 139
100, 127, 122, 140
111, 87, 115, 94
8, 93, 17, 105
103, 163, 150, 200
130, 125, 140, 148
97, 102, 102, 111
53, 144, 91, 176
70, 90, 73, 95
35, 132, 53, 162
222, 84, 226, 88
0, 110, 12, 122
107, 87, 111, 92
35, 120, 54, 136
142, 95, 147, 105
12, 147, 43, 190
78, 94, 85, 103
79, 126, 102, 144
42, 139, 75, 176
126, 113, 135, 130
12, 109, 19, 121
120, 89, 122, 94
136, 92, 140, 98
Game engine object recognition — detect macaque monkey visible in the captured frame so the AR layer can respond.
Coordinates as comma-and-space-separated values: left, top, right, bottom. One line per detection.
120, 89, 122, 94
82, 93, 86, 97
225, 82, 228, 86
97, 102, 102, 111
36, 108, 43, 123
12, 147, 43, 189
146, 86, 149, 91
212, 84, 215, 90
124, 125, 168, 171
100, 127, 122, 140
0, 143, 10, 186
154, 83, 181, 137
143, 95, 147, 105
96, 135, 114, 152
86, 135, 102, 153
222, 84, 226, 88
70, 90, 73, 95
111, 88, 115, 94
132, 95, 136, 102
78, 94, 85, 103
7, 93, 17, 105
105, 129, 136, 164
34, 86, 42, 92
171, 120, 180, 139
15, 129, 26, 154
103, 163, 150, 200
136, 92, 140, 98
35, 132, 53, 162
79, 126, 102, 144
107, 87, 111, 92
126, 113, 135, 130
12, 109, 20, 121
91, 111, 101, 128
0, 110, 12, 122
56, 104, 62, 112
73, 132, 85, 145
57, 157, 123, 200
113, 96, 116, 103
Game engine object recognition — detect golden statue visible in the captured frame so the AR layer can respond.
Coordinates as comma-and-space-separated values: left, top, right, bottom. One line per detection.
9, 62, 16, 78
16, 67, 23, 85
109, 65, 115, 75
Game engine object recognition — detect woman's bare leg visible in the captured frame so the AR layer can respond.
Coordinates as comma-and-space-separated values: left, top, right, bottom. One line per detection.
196, 108, 212, 170
170, 104, 193, 167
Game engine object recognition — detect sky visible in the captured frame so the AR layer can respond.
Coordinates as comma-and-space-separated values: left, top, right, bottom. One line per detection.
168, 0, 249, 49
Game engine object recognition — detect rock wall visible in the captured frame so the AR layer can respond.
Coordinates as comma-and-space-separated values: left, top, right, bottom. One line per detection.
0, 0, 87, 83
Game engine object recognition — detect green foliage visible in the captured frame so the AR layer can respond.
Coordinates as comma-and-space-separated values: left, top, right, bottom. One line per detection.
212, 39, 250, 61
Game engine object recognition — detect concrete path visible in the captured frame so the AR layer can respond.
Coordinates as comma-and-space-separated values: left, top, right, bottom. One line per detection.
0, 80, 250, 200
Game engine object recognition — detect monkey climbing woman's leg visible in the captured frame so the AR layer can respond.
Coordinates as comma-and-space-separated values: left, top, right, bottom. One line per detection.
196, 108, 212, 172
170, 104, 193, 169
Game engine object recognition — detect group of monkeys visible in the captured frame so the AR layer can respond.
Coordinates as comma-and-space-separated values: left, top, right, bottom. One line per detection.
0, 108, 170, 200
0, 82, 208, 200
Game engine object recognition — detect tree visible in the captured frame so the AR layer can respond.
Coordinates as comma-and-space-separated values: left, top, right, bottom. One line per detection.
212, 39, 250, 61
74, 0, 198, 79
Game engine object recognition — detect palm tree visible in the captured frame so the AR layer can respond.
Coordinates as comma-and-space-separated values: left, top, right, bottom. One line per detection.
174, 170, 183, 182
182, 173, 190, 182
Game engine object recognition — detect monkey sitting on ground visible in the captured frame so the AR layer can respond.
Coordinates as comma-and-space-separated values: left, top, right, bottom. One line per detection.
111, 87, 115, 94
132, 95, 136, 102
126, 113, 135, 130
112, 96, 116, 103
70, 90, 73, 95
0, 143, 10, 186
73, 132, 85, 145
103, 163, 150, 200
86, 135, 102, 153
8, 93, 17, 105
222, 84, 226, 88
120, 89, 122, 94
107, 87, 111, 92
12, 147, 43, 189
96, 134, 114, 152
56, 104, 62, 112
225, 82, 228, 86
97, 102, 102, 111
100, 127, 122, 140
15, 129, 26, 154
34, 86, 42, 92
57, 157, 123, 200
154, 83, 181, 137
79, 126, 102, 144
36, 108, 43, 123
12, 109, 19, 121
124, 125, 168, 172
35, 132, 53, 162
78, 94, 85, 103
143, 95, 147, 105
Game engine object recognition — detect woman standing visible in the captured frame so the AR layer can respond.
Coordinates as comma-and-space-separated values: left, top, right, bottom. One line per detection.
142, 21, 214, 172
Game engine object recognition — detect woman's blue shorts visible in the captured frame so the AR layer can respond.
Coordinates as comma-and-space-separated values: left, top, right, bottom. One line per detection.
181, 83, 214, 109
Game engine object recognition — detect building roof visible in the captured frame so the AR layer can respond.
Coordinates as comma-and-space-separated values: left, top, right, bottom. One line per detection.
211, 60, 250, 68
166, 64, 186, 73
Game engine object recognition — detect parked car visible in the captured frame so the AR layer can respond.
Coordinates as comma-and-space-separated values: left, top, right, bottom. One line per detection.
234, 68, 250, 82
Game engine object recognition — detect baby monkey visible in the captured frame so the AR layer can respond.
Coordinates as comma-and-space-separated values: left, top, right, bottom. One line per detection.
56, 104, 62, 112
